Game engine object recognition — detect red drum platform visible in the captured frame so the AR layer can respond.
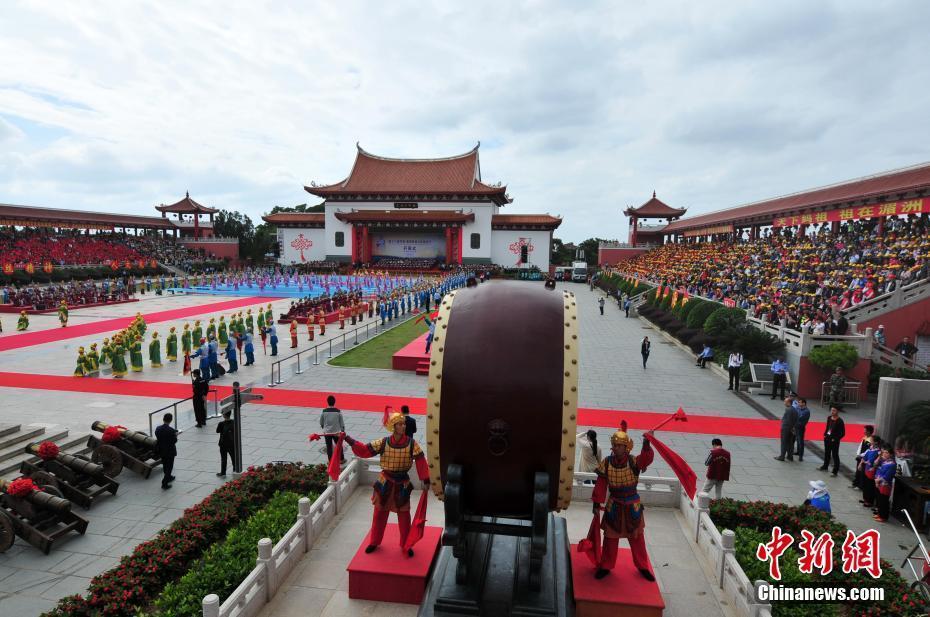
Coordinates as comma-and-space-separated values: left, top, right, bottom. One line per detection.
570, 544, 665, 617
392, 333, 430, 374
347, 523, 442, 604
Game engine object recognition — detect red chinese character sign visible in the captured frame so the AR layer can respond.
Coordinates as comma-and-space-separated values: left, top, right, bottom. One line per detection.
509, 237, 534, 266
2, 263, 13, 275
290, 234, 313, 262
757, 527, 882, 581
772, 197, 930, 227
24, 262, 34, 274
42, 261, 53, 274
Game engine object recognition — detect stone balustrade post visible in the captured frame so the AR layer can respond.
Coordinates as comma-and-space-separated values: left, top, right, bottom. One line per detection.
298, 497, 312, 552
696, 492, 710, 542
720, 529, 735, 588
257, 537, 274, 600
202, 593, 220, 617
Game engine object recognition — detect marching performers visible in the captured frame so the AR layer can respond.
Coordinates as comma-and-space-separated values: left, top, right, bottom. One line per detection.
58, 301, 69, 327
307, 318, 315, 341
256, 308, 265, 335
149, 331, 163, 368
206, 317, 216, 341
343, 412, 430, 556
264, 303, 274, 331
246, 308, 255, 335
192, 320, 203, 345
591, 429, 656, 581
181, 323, 192, 357
86, 343, 100, 376
17, 310, 29, 331
167, 327, 178, 362
110, 336, 128, 378
130, 335, 144, 372
218, 316, 228, 345
317, 309, 326, 336
100, 338, 112, 366
74, 347, 87, 377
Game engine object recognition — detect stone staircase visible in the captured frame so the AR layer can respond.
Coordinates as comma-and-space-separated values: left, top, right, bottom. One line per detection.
0, 423, 93, 479
157, 261, 188, 278
415, 359, 430, 376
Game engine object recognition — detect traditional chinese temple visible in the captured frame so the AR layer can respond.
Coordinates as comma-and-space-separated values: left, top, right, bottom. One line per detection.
263, 143, 562, 269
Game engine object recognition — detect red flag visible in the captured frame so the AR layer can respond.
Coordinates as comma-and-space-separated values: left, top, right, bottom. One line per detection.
327, 433, 344, 482
647, 433, 697, 499
577, 510, 602, 566
382, 405, 393, 427
182, 353, 191, 375
403, 489, 429, 552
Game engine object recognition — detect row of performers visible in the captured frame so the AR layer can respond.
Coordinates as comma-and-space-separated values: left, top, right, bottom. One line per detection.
7, 301, 69, 332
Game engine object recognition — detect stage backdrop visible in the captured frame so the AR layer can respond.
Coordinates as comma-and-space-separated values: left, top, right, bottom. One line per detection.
372, 233, 445, 258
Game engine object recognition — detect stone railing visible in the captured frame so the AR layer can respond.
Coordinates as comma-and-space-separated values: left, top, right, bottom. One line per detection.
746, 315, 874, 358
201, 459, 360, 617
680, 490, 772, 617
841, 277, 930, 323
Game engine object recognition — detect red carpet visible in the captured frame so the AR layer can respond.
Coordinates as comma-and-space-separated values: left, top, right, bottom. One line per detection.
571, 545, 664, 617
0, 372, 866, 440
0, 297, 276, 352
347, 523, 442, 604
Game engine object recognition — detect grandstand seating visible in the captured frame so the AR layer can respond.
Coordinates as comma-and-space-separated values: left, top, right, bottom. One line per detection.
613, 216, 930, 333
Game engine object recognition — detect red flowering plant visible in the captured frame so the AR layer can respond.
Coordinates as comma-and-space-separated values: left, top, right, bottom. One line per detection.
37, 441, 60, 461
711, 498, 927, 616
6, 477, 41, 497
40, 462, 329, 617
101, 426, 126, 444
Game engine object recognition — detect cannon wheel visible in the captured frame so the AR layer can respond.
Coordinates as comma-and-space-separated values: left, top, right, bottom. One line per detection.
0, 511, 14, 553
29, 471, 59, 490
91, 445, 124, 477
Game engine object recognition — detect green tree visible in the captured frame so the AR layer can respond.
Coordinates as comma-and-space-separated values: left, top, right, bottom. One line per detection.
550, 237, 574, 266
577, 238, 618, 266
807, 343, 859, 371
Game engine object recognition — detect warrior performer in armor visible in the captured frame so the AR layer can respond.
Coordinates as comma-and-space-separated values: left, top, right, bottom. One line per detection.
343, 412, 430, 556
591, 429, 656, 581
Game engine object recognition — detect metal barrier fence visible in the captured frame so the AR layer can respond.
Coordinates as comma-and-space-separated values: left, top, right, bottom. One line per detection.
266, 313, 419, 387
147, 388, 219, 435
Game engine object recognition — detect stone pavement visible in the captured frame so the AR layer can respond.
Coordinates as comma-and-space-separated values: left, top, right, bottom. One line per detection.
0, 281, 915, 616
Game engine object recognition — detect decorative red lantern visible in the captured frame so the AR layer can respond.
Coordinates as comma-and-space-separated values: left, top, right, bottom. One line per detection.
138, 259, 146, 269
2, 263, 13, 275
110, 261, 120, 271
150, 259, 158, 269
24, 262, 35, 274
42, 261, 53, 274
124, 260, 132, 269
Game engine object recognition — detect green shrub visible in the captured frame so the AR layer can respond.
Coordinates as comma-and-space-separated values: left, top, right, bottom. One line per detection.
645, 288, 657, 305
703, 306, 746, 337
677, 298, 699, 322
154, 490, 316, 617
731, 325, 786, 362
867, 363, 930, 392
685, 301, 717, 329
808, 343, 859, 371
659, 292, 672, 310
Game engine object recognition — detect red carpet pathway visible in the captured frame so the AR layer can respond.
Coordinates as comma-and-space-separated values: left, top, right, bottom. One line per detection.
0, 297, 276, 352
0, 372, 864, 440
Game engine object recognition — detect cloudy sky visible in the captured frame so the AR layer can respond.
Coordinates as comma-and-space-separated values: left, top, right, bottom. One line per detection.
1, 1, 928, 242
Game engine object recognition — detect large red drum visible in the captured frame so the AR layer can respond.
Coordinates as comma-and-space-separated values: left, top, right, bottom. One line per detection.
426, 281, 579, 517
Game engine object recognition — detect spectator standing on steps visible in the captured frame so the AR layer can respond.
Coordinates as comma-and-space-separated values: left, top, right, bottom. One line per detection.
320, 395, 345, 463
770, 357, 788, 399
640, 336, 651, 369
895, 336, 918, 360
819, 405, 846, 476
794, 397, 811, 462
774, 396, 798, 461
623, 297, 631, 318
727, 352, 743, 391
598, 296, 605, 315
703, 438, 731, 500
155, 413, 177, 490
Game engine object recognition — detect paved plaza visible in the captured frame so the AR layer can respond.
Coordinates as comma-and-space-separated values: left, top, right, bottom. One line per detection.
0, 282, 912, 615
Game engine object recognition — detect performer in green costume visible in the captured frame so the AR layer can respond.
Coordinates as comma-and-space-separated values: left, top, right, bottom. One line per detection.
166, 326, 178, 362
130, 336, 144, 372
149, 331, 162, 368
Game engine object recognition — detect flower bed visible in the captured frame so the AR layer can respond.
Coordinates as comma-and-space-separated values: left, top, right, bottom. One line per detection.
42, 462, 329, 617
153, 490, 316, 617
711, 498, 928, 616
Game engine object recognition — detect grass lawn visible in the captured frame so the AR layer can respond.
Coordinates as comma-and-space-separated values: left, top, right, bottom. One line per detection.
328, 316, 427, 369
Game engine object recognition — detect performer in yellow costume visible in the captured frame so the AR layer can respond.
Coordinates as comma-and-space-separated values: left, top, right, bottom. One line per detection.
344, 412, 430, 556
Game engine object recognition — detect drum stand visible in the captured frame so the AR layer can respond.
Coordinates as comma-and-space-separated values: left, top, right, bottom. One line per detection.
419, 464, 574, 617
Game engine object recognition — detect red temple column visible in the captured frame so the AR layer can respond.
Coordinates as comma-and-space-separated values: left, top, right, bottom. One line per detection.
631, 217, 638, 246
445, 227, 453, 264
456, 227, 463, 264
351, 224, 358, 263
361, 225, 369, 262
193, 214, 199, 239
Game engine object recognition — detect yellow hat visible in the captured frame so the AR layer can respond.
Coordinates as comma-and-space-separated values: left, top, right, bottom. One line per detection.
152, 331, 158, 338
384, 412, 406, 432
610, 431, 633, 449
78, 346, 85, 352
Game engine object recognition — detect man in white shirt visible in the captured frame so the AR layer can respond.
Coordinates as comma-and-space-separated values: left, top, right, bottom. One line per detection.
727, 352, 743, 391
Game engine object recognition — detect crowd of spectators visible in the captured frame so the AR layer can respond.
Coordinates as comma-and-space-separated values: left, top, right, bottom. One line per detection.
613, 216, 930, 333
3, 278, 134, 309
0, 228, 210, 270
0, 229, 146, 266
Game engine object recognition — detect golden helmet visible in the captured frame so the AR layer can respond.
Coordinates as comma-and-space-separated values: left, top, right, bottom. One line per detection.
610, 431, 633, 449
384, 412, 406, 432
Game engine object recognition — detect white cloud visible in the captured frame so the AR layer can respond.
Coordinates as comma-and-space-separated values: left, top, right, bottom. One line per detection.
0, 0, 928, 241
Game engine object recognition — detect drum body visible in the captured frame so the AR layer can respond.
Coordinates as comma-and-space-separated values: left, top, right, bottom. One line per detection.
426, 281, 579, 517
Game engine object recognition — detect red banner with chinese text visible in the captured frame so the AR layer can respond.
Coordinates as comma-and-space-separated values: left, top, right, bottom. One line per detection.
24, 263, 34, 274
42, 261, 53, 274
772, 198, 930, 228
2, 263, 13, 275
